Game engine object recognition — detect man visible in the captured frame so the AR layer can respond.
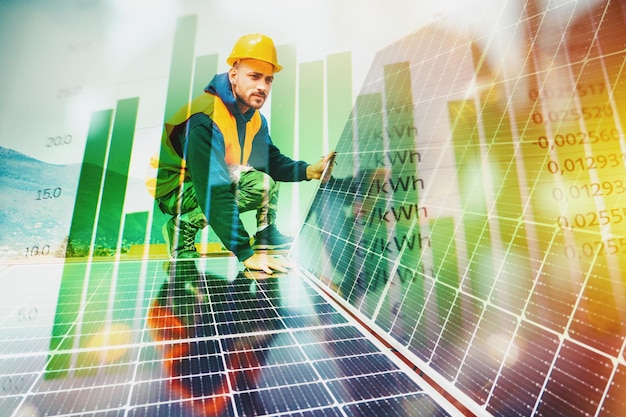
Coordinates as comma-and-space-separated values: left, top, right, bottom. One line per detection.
150, 33, 332, 274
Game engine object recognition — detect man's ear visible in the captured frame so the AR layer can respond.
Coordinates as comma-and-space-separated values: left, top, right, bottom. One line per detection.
228, 67, 237, 84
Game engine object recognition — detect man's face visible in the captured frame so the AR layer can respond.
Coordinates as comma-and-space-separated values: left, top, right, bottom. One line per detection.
229, 59, 275, 112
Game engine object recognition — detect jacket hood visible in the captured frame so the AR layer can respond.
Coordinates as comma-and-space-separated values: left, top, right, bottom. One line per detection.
205, 73, 255, 120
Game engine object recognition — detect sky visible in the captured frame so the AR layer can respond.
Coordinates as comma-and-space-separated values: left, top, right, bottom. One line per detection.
0, 0, 468, 166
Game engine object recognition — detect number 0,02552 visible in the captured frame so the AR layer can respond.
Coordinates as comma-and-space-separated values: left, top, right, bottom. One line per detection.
565, 238, 626, 259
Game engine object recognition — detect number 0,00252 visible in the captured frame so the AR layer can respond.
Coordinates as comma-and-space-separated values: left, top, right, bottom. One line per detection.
534, 129, 620, 148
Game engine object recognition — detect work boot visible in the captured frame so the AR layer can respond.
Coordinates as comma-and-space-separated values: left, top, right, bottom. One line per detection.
252, 224, 293, 250
162, 207, 207, 258
162, 217, 199, 258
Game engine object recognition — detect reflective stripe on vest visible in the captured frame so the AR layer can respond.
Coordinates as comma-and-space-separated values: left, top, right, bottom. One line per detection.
164, 92, 262, 166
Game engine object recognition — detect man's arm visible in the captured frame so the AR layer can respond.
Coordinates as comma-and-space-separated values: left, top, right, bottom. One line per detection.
266, 141, 309, 181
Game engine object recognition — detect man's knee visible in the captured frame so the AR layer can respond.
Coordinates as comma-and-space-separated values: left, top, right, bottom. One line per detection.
237, 170, 278, 213
257, 173, 276, 194
245, 170, 276, 194
156, 182, 199, 216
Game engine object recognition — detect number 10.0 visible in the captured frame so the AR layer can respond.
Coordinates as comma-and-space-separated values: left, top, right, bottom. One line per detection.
25, 245, 50, 257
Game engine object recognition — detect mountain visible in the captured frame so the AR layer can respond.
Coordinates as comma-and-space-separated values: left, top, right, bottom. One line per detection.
0, 146, 151, 260
0, 147, 80, 260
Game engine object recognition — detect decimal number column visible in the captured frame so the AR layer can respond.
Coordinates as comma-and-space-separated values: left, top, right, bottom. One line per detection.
522, 63, 626, 356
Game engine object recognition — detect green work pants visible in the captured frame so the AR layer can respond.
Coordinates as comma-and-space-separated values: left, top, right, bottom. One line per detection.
156, 169, 279, 229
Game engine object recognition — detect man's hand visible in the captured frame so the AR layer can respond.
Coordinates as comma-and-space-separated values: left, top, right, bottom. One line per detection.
306, 151, 336, 180
242, 253, 295, 274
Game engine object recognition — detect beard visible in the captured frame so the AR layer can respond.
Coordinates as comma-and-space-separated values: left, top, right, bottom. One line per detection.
240, 93, 265, 110
233, 84, 266, 111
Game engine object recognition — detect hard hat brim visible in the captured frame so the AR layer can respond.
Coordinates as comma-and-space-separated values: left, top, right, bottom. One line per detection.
227, 56, 283, 72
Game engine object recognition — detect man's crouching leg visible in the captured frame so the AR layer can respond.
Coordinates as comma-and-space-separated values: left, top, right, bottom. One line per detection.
159, 183, 208, 259
237, 169, 293, 250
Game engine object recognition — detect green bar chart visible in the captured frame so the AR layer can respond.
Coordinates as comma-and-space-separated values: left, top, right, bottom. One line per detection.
43, 14, 359, 382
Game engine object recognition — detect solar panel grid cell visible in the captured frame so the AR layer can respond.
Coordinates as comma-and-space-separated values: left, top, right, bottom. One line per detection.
343, 394, 451, 417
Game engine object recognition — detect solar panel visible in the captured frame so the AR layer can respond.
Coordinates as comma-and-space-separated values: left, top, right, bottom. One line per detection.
291, 0, 626, 416
0, 258, 460, 416
1, 0, 625, 416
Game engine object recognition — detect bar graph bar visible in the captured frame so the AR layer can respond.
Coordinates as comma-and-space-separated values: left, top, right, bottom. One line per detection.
111, 264, 142, 322
350, 92, 384, 311
94, 97, 139, 253
75, 263, 113, 375
517, 71, 584, 334
563, 49, 626, 356
404, 217, 458, 363
114, 211, 148, 324
192, 54, 218, 96
479, 92, 533, 313
326, 52, 353, 147
355, 93, 383, 154
370, 62, 421, 330
384, 62, 416, 149
66, 110, 114, 256
270, 44, 298, 154
150, 15, 198, 246
298, 60, 324, 219
270, 44, 298, 232
448, 99, 494, 301
383, 60, 420, 257
46, 109, 113, 379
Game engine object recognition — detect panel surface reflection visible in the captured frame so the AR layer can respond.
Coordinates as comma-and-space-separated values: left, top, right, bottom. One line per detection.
292, 0, 626, 416
1, 258, 455, 416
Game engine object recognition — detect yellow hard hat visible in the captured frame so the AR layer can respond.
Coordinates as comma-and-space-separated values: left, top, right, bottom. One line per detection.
226, 33, 283, 72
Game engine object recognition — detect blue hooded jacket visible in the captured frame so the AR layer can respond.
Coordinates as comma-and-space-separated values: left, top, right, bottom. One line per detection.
169, 72, 309, 261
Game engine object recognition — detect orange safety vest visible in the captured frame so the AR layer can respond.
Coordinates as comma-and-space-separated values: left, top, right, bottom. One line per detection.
146, 93, 263, 198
